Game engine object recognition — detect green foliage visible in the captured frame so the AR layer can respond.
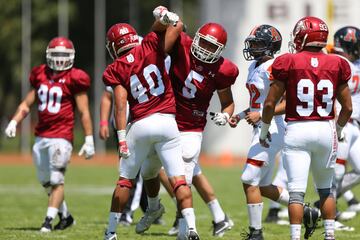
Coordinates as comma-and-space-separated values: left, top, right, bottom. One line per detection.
0, 165, 360, 239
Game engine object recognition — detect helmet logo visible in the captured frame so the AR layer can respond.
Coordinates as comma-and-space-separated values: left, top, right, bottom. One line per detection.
344, 28, 357, 43
119, 27, 129, 35
270, 27, 281, 41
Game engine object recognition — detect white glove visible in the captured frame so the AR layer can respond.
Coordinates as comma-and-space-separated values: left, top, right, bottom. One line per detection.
159, 11, 179, 26
153, 6, 168, 19
117, 130, 130, 159
210, 112, 230, 126
336, 123, 345, 142
5, 120, 17, 138
78, 135, 95, 159
259, 121, 272, 148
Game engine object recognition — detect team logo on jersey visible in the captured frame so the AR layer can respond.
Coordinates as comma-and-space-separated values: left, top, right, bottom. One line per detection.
59, 78, 66, 83
208, 71, 215, 78
126, 53, 134, 63
311, 57, 319, 67
192, 110, 204, 117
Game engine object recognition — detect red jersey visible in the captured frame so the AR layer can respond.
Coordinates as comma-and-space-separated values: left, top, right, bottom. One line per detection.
271, 51, 351, 121
30, 64, 90, 142
103, 32, 175, 122
170, 32, 238, 131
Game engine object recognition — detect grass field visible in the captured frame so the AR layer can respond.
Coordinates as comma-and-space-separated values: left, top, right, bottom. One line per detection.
0, 164, 360, 240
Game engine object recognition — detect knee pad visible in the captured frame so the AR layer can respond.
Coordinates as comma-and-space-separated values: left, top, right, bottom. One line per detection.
173, 179, 187, 193
117, 179, 133, 189
241, 162, 262, 186
318, 188, 334, 200
334, 161, 346, 182
289, 191, 305, 204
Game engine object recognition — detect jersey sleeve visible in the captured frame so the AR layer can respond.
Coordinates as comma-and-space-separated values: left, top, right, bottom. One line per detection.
69, 69, 91, 94
270, 54, 292, 83
339, 57, 352, 85
215, 61, 239, 90
29, 65, 44, 88
103, 63, 123, 87
142, 32, 165, 56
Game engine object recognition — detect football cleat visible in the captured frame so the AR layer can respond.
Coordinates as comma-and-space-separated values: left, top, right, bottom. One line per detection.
303, 204, 320, 239
212, 214, 232, 237
265, 208, 280, 223
40, 217, 53, 233
168, 215, 180, 236
241, 227, 264, 240
334, 220, 355, 231
135, 203, 165, 234
347, 202, 360, 212
337, 210, 356, 221
187, 228, 201, 240
54, 214, 75, 230
104, 230, 117, 240
119, 213, 131, 227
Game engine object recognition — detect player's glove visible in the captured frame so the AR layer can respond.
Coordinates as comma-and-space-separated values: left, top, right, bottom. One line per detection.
259, 121, 272, 148
5, 120, 17, 138
117, 130, 130, 159
159, 11, 179, 26
210, 112, 230, 126
78, 135, 95, 159
153, 6, 168, 19
336, 122, 345, 142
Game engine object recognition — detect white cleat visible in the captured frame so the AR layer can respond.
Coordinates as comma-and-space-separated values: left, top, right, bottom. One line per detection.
104, 230, 117, 240
338, 210, 356, 221
135, 203, 165, 234
347, 203, 360, 212
334, 221, 355, 231
278, 208, 289, 219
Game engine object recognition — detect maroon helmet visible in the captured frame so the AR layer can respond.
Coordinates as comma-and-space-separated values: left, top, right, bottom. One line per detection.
46, 37, 75, 71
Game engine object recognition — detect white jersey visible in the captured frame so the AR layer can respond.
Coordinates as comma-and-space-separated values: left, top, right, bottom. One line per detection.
246, 59, 284, 126
336, 56, 360, 121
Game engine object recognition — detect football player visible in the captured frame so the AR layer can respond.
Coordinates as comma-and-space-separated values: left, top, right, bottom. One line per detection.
260, 17, 352, 240
102, 9, 200, 240
4, 37, 95, 232
136, 9, 238, 238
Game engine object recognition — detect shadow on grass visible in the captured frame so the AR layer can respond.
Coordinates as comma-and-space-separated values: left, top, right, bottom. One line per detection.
5, 227, 39, 231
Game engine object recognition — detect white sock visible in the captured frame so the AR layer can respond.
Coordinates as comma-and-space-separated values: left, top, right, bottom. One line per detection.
181, 208, 196, 231
269, 200, 281, 209
277, 188, 290, 206
247, 203, 263, 230
108, 212, 121, 233
59, 201, 68, 218
207, 199, 225, 223
343, 190, 355, 202
290, 224, 301, 240
324, 219, 335, 238
147, 196, 160, 211
46, 207, 58, 220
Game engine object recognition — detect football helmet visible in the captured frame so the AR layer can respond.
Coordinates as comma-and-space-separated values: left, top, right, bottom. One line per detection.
106, 23, 140, 60
46, 37, 75, 71
191, 22, 227, 64
243, 24, 282, 61
288, 16, 328, 53
334, 26, 360, 59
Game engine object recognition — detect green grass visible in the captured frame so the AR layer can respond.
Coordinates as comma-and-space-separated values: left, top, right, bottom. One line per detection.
0, 165, 360, 239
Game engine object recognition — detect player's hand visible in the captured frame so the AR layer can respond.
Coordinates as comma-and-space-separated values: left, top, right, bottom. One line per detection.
78, 135, 95, 160
245, 112, 261, 126
259, 132, 272, 148
159, 11, 179, 26
228, 115, 240, 128
153, 6, 168, 19
119, 140, 130, 159
210, 112, 230, 126
336, 123, 345, 142
5, 120, 17, 138
99, 125, 110, 140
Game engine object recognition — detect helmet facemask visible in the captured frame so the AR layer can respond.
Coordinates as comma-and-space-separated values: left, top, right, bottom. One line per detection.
46, 46, 75, 71
191, 32, 225, 64
243, 38, 272, 61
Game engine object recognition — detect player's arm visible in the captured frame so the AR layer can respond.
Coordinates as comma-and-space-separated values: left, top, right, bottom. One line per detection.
336, 83, 352, 140
274, 93, 286, 115
99, 90, 112, 140
210, 87, 234, 126
75, 92, 95, 159
260, 80, 285, 147
113, 84, 130, 158
4, 89, 36, 138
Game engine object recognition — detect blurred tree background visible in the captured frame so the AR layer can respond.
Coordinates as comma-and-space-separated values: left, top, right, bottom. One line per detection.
0, 0, 199, 151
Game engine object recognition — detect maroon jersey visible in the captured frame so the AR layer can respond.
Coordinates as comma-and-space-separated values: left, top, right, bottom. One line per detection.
271, 51, 351, 121
30, 64, 90, 142
103, 32, 175, 122
170, 32, 238, 131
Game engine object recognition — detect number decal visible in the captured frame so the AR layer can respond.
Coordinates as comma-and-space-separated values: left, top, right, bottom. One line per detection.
296, 79, 333, 117
182, 70, 204, 99
246, 83, 261, 109
37, 84, 63, 113
130, 64, 165, 103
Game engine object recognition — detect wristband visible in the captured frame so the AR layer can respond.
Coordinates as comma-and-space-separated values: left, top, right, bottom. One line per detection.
259, 121, 270, 140
117, 130, 126, 141
100, 120, 108, 127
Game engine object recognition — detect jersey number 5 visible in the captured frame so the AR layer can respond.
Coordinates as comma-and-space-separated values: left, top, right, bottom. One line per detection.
38, 84, 63, 114
296, 79, 333, 117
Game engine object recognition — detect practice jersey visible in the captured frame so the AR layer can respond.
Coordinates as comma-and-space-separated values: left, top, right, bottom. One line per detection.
335, 56, 360, 121
30, 64, 90, 142
170, 32, 238, 131
103, 32, 175, 122
271, 51, 351, 122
